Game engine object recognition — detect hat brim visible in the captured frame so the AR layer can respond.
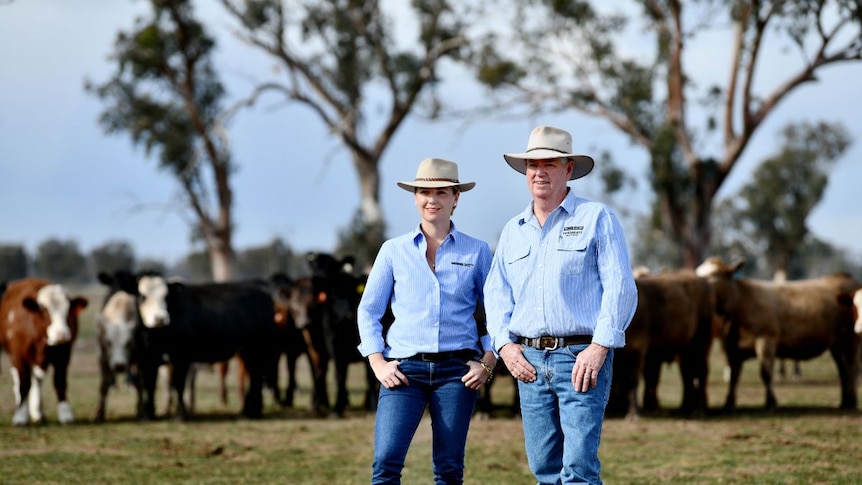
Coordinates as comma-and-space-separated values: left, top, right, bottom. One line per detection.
503, 150, 594, 180
397, 181, 476, 192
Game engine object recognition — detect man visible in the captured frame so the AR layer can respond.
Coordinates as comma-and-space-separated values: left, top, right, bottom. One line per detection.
484, 125, 638, 484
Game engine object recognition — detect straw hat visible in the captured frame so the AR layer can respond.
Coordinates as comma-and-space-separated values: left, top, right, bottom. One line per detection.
503, 125, 594, 180
397, 158, 476, 192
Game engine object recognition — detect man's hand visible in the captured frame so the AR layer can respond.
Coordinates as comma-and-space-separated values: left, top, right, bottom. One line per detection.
572, 343, 608, 392
499, 343, 537, 383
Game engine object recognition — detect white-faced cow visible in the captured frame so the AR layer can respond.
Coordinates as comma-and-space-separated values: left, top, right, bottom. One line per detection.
607, 269, 714, 418
91, 271, 141, 422
695, 257, 860, 411
0, 278, 88, 425
116, 271, 280, 420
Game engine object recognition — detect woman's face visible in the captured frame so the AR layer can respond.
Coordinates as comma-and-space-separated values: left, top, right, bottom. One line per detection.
414, 187, 459, 223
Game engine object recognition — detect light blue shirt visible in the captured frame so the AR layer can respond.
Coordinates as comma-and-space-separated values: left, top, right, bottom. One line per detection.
357, 222, 493, 359
484, 189, 638, 351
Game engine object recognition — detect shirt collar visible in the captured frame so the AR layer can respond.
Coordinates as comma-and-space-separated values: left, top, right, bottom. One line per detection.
411, 221, 458, 245
518, 188, 576, 225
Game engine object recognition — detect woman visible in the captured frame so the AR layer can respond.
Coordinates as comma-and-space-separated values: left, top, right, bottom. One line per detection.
357, 157, 496, 485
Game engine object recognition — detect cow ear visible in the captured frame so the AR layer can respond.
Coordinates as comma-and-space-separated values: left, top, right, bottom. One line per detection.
115, 271, 138, 295
71, 297, 88, 315
23, 297, 41, 313
98, 272, 114, 286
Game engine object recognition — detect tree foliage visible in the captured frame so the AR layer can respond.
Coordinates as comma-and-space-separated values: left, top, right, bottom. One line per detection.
714, 121, 852, 279
0, 244, 29, 282
472, 0, 862, 267
218, 0, 482, 251
87, 0, 237, 281
33, 239, 87, 283
89, 240, 137, 276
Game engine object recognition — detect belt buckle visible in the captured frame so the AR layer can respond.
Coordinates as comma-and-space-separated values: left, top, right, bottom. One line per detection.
540, 337, 560, 351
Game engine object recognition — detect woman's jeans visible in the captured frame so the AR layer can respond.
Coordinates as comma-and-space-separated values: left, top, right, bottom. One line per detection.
372, 357, 478, 485
518, 345, 613, 485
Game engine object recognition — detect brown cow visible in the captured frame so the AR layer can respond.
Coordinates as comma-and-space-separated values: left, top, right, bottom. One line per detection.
695, 257, 859, 411
0, 278, 88, 425
607, 269, 714, 418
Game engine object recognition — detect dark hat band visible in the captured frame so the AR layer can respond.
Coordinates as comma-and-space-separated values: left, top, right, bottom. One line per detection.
526, 147, 569, 154
414, 177, 460, 183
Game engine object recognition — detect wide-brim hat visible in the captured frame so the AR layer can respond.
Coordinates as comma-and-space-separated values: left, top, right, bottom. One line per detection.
397, 158, 475, 192
503, 125, 595, 180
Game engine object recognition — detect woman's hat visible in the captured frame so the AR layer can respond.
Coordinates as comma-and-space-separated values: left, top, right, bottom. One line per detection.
503, 125, 595, 180
397, 158, 476, 192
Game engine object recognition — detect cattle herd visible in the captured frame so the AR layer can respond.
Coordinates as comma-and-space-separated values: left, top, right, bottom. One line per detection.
0, 254, 861, 425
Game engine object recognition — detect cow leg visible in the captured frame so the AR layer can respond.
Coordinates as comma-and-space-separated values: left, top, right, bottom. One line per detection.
10, 364, 32, 425
723, 356, 743, 412
94, 360, 114, 423
51, 346, 74, 424
216, 360, 230, 406
239, 353, 264, 419
236, 358, 249, 407
302, 328, 330, 415
137, 358, 161, 421
28, 367, 46, 424
754, 338, 777, 410
170, 361, 192, 421
363, 359, 379, 414
830, 340, 859, 410
641, 352, 662, 414
332, 358, 350, 418
282, 352, 298, 407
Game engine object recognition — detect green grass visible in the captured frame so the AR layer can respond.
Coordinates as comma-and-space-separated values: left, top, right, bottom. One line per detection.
1, 286, 859, 484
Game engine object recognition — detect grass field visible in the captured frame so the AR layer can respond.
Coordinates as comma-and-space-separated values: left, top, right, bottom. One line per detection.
0, 284, 860, 484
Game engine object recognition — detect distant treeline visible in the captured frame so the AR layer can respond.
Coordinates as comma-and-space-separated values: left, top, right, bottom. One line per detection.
0, 237, 311, 284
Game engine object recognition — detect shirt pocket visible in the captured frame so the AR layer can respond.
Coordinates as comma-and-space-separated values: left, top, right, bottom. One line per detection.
557, 236, 588, 274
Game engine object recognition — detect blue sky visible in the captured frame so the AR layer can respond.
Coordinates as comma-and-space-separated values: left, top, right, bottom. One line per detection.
1, 1, 860, 267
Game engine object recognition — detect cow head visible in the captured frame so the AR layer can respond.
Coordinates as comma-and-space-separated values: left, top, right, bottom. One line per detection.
695, 257, 746, 317
28, 284, 87, 346
115, 271, 171, 329
96, 290, 136, 372
284, 277, 315, 330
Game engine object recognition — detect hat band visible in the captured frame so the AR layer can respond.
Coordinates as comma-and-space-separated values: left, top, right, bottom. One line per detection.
526, 147, 569, 154
414, 177, 460, 183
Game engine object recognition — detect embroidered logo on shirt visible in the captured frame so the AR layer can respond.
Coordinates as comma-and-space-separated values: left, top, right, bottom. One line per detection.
451, 262, 474, 267
562, 225, 584, 237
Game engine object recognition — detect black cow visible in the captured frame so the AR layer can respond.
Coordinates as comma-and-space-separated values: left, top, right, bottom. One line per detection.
307, 252, 380, 417
116, 272, 280, 420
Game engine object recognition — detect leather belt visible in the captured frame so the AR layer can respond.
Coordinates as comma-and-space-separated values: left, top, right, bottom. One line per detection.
406, 350, 478, 362
518, 335, 592, 350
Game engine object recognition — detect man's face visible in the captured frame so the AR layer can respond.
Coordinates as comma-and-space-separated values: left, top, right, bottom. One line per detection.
525, 157, 572, 202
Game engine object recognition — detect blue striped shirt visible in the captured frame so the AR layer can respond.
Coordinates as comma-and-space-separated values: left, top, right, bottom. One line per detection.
484, 189, 638, 351
357, 222, 493, 359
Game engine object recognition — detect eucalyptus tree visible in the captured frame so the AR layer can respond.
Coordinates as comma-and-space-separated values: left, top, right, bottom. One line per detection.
473, 0, 862, 267
217, 0, 479, 261
87, 0, 236, 281
715, 121, 852, 280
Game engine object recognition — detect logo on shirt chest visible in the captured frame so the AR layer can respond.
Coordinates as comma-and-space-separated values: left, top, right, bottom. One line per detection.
562, 225, 584, 238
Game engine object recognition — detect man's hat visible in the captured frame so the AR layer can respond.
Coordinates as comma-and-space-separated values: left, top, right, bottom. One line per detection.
503, 125, 594, 180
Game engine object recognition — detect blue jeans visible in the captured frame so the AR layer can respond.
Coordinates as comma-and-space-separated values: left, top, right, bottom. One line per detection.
518, 345, 614, 485
372, 358, 479, 485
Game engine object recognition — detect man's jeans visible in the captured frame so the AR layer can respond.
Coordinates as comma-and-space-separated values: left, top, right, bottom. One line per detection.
372, 357, 478, 485
518, 345, 613, 485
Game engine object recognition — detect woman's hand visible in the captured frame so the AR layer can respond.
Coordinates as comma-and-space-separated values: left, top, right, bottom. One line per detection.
368, 353, 408, 389
461, 352, 497, 390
